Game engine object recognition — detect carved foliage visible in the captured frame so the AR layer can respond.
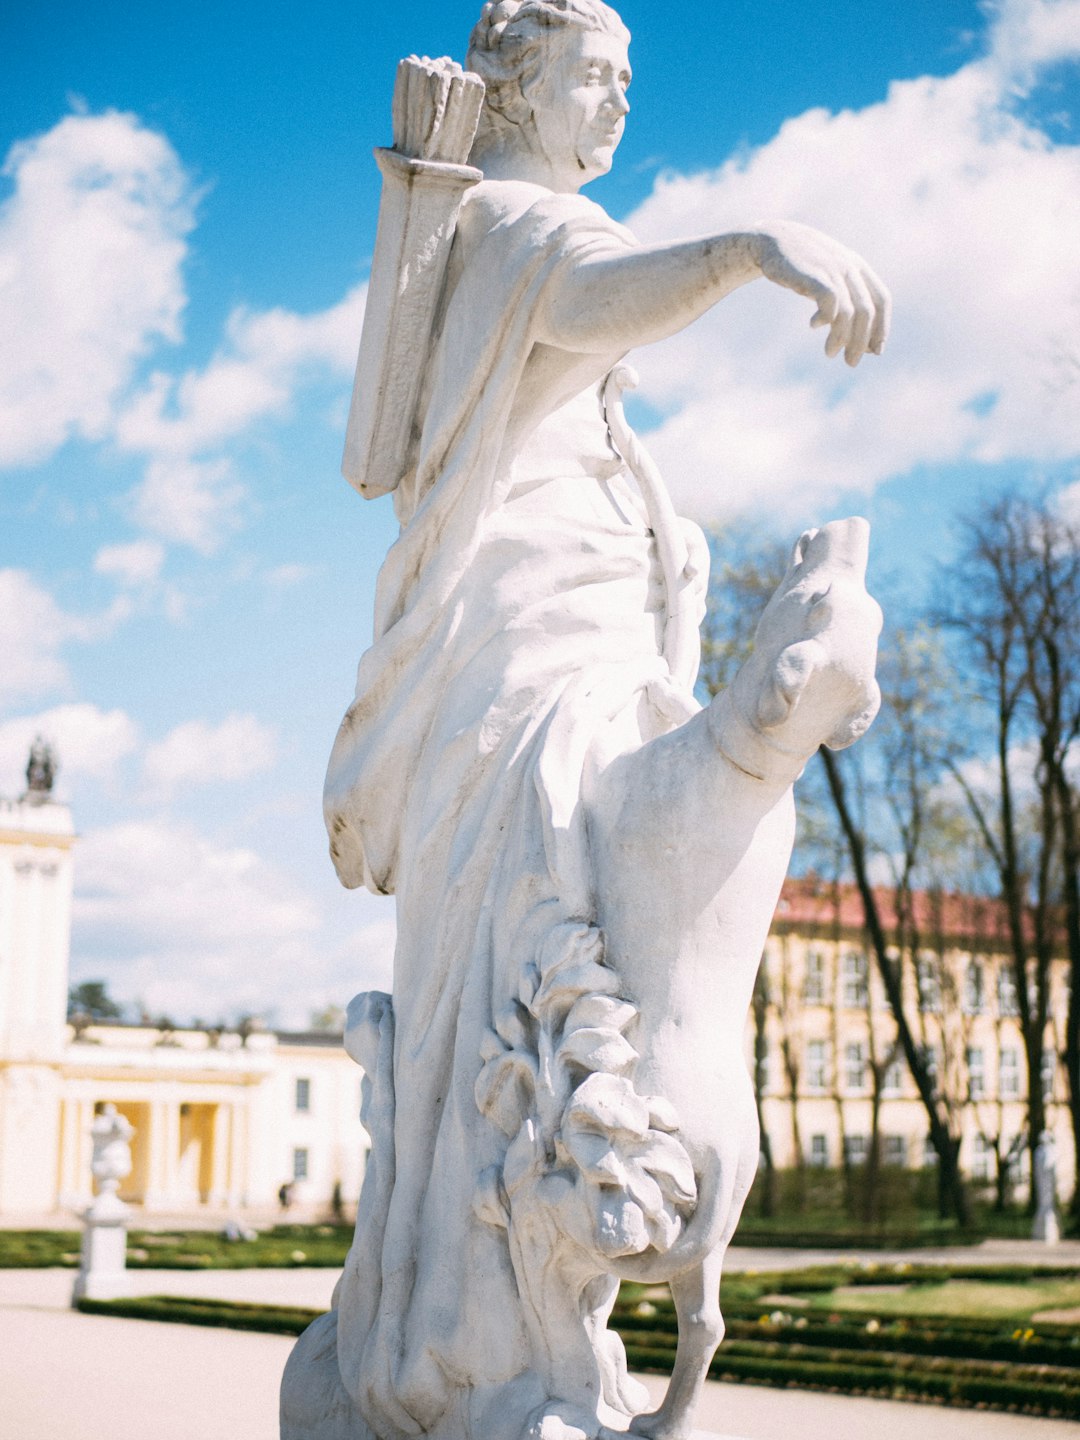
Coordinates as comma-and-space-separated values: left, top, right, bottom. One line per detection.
474, 921, 697, 1258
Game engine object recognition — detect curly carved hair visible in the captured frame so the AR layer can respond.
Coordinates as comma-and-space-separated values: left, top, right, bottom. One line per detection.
466, 0, 628, 141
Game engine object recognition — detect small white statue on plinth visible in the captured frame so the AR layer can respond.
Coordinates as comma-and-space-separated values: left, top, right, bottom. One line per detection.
72, 1103, 134, 1303
1033, 1129, 1061, 1244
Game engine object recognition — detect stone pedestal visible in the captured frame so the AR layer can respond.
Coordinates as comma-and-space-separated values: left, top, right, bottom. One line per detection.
72, 1199, 131, 1302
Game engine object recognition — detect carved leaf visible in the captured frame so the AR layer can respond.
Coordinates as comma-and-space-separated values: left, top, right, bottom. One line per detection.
494, 999, 532, 1050
517, 960, 540, 1010
621, 1164, 666, 1222
530, 923, 615, 1018
563, 993, 637, 1035
502, 1118, 543, 1197
563, 1072, 650, 1139
595, 1197, 649, 1256
561, 1128, 631, 1189
557, 1026, 637, 1075
475, 1051, 537, 1135
627, 1130, 697, 1205
643, 1203, 681, 1253
645, 1094, 680, 1133
473, 1165, 509, 1229
532, 962, 621, 1020
479, 1027, 506, 1063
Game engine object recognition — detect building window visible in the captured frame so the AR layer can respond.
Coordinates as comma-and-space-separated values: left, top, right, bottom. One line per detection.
918, 1043, 940, 1092
972, 1133, 992, 1181
883, 1053, 904, 1096
1041, 1047, 1056, 1102
844, 1134, 869, 1166
997, 966, 1020, 1018
845, 1042, 866, 1092
806, 1039, 827, 1093
884, 1134, 906, 1167
999, 1047, 1020, 1099
917, 957, 941, 1014
804, 950, 825, 1004
842, 951, 868, 1008
922, 1134, 939, 1167
292, 1147, 309, 1181
962, 960, 986, 1015
295, 1077, 311, 1113
967, 1046, 985, 1099
808, 1134, 829, 1168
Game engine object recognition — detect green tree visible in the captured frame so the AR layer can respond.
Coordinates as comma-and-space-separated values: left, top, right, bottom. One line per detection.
67, 980, 123, 1021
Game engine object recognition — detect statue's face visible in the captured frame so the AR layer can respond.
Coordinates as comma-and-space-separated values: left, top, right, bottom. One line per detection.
522, 26, 631, 190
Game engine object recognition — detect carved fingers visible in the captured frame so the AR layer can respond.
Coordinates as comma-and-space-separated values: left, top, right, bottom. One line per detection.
754, 221, 891, 367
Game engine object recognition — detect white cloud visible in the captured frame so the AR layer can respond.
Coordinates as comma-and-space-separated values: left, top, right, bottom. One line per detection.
988, 0, 1080, 84
72, 819, 321, 1021
115, 283, 366, 551
0, 570, 83, 707
130, 454, 245, 554
0, 111, 195, 468
264, 562, 313, 589
93, 539, 165, 587
142, 713, 278, 799
623, 0, 1080, 523
0, 704, 139, 796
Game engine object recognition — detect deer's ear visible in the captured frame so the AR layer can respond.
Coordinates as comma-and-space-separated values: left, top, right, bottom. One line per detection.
756, 645, 813, 729
789, 527, 819, 569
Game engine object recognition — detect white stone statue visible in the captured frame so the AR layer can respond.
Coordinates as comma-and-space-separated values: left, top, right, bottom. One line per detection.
1033, 1129, 1061, 1243
72, 1103, 134, 1303
281, 4, 886, 1438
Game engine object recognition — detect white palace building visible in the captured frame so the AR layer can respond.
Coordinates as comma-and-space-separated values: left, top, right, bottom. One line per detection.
0, 748, 369, 1218
0, 744, 1073, 1219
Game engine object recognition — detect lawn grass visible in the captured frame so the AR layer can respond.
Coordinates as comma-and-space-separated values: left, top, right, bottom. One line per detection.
0, 1223, 354, 1270
75, 1263, 1080, 1420
824, 1276, 1080, 1320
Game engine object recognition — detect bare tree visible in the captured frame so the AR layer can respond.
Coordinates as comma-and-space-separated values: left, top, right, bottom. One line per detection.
942, 494, 1076, 1216
702, 531, 972, 1222
817, 626, 972, 1225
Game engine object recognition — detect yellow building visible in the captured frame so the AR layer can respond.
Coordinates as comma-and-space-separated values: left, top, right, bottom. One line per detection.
0, 756, 368, 1219
758, 878, 1075, 1198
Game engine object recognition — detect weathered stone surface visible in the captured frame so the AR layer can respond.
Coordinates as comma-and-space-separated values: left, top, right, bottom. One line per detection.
283, 3, 887, 1437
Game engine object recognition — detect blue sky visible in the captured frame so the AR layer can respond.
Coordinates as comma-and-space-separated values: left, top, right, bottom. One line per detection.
2, 0, 1078, 1025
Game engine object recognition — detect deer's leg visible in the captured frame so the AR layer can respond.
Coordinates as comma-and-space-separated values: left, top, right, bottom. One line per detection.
629, 1247, 725, 1440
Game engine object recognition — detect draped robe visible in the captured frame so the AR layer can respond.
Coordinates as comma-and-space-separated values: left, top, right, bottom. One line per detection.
321, 177, 706, 1440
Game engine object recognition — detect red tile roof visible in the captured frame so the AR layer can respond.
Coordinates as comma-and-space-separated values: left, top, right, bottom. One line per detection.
773, 875, 1041, 949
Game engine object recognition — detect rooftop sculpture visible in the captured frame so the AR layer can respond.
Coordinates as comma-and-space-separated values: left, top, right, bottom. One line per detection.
282, 4, 887, 1437
24, 735, 57, 800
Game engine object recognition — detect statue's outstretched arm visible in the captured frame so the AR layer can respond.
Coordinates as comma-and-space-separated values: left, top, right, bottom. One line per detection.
536, 219, 890, 368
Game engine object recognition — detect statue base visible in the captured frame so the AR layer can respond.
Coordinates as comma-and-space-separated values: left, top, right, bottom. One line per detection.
71, 1205, 130, 1304
281, 1310, 748, 1440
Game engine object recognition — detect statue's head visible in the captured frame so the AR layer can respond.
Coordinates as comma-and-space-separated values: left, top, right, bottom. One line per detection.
467, 0, 631, 191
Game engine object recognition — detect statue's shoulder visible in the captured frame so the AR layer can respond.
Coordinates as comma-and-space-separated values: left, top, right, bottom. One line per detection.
460, 180, 630, 248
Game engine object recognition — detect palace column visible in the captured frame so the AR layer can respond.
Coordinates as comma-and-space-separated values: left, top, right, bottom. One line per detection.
207, 1102, 232, 1208
145, 1098, 182, 1210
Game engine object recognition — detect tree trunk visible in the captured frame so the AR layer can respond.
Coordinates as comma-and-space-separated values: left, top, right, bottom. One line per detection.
1051, 763, 1080, 1225
820, 747, 972, 1227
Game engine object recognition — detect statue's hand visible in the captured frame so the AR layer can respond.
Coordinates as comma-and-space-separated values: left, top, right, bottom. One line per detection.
752, 221, 890, 367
